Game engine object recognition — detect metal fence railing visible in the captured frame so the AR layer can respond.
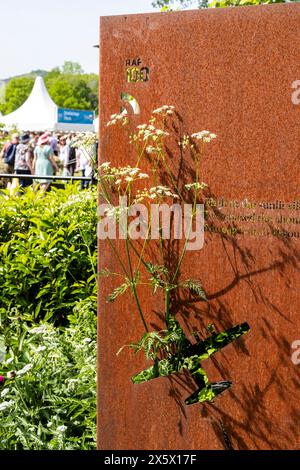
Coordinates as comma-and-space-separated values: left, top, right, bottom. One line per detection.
0, 174, 94, 182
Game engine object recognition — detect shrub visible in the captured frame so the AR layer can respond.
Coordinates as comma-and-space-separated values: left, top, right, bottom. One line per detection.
0, 184, 98, 449
0, 299, 96, 450
0, 185, 97, 324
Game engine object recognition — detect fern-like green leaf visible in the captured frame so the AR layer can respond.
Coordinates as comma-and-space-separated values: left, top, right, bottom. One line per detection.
98, 268, 112, 277
106, 279, 130, 303
181, 279, 207, 300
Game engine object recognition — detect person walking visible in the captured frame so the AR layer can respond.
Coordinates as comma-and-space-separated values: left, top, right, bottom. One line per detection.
1, 133, 19, 189
32, 133, 58, 191
59, 137, 70, 176
50, 133, 59, 157
76, 146, 92, 189
0, 131, 10, 158
14, 134, 33, 188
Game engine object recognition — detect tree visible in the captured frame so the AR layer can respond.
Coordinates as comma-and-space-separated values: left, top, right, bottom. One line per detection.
152, 0, 296, 9
47, 77, 91, 110
61, 61, 84, 75
45, 71, 98, 112
152, 0, 206, 9
0, 77, 34, 115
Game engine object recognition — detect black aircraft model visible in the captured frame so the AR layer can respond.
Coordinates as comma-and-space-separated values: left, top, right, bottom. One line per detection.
132, 318, 250, 405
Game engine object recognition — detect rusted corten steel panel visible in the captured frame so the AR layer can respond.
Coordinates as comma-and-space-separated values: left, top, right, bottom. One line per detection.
98, 4, 300, 449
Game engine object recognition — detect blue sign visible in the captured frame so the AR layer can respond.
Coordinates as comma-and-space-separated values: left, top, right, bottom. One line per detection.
57, 108, 94, 125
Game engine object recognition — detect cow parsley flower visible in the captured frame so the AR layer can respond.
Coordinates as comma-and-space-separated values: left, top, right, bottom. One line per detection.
134, 186, 179, 203
185, 182, 208, 191
0, 400, 15, 411
152, 105, 175, 115
107, 110, 128, 127
0, 388, 9, 398
57, 425, 67, 433
191, 131, 217, 143
16, 364, 33, 376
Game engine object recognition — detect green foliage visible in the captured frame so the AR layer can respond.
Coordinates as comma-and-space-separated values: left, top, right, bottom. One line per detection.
152, 0, 208, 10
209, 0, 290, 6
45, 74, 98, 112
0, 300, 96, 450
145, 263, 169, 292
0, 77, 34, 115
0, 185, 97, 324
152, 0, 294, 9
180, 279, 207, 300
106, 279, 131, 303
127, 317, 188, 361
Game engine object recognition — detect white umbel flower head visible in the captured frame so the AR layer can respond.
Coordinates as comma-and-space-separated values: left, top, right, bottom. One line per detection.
152, 105, 175, 115
0, 388, 10, 398
16, 364, 33, 376
0, 400, 15, 411
57, 425, 67, 433
191, 131, 217, 143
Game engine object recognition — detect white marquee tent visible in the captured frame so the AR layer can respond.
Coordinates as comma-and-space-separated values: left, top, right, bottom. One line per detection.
0, 76, 95, 132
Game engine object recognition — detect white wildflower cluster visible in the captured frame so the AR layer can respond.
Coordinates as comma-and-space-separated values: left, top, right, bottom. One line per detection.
62, 191, 95, 206
178, 135, 191, 149
100, 163, 149, 189
106, 110, 128, 127
0, 388, 10, 398
29, 325, 50, 335
70, 132, 97, 148
185, 182, 208, 191
191, 131, 217, 143
66, 378, 80, 393
30, 345, 47, 354
68, 379, 79, 384
16, 364, 33, 376
152, 105, 175, 116
145, 145, 160, 155
58, 190, 96, 212
0, 400, 15, 411
134, 186, 179, 203
4, 357, 14, 365
102, 205, 128, 220
130, 123, 169, 145
57, 425, 68, 433
83, 337, 92, 344
99, 162, 110, 171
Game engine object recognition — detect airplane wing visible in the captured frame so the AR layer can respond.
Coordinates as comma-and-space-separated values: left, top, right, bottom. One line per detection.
131, 322, 249, 390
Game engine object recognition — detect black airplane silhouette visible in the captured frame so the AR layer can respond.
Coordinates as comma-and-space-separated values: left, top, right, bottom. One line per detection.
132, 318, 250, 404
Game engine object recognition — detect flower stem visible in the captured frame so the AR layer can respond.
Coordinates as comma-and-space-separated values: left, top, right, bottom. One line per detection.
125, 238, 148, 332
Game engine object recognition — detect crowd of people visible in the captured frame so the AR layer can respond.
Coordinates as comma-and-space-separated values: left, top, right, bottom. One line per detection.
0, 130, 93, 191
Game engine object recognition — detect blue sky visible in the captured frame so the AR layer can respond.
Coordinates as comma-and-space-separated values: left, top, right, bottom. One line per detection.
0, 0, 156, 79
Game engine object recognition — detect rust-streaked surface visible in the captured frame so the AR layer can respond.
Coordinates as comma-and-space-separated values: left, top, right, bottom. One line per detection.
98, 4, 300, 449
